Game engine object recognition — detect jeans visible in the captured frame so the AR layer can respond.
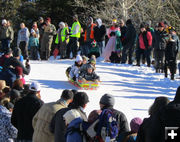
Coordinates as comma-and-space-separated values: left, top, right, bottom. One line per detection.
81, 41, 91, 56
97, 41, 105, 55
1, 39, 11, 52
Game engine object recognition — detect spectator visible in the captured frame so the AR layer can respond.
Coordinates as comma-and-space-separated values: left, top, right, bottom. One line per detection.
119, 19, 127, 47
50, 91, 89, 142
136, 96, 170, 142
32, 90, 74, 142
11, 82, 44, 142
17, 23, 30, 59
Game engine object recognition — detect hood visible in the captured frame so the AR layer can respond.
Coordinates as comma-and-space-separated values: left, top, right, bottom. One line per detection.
96, 18, 102, 27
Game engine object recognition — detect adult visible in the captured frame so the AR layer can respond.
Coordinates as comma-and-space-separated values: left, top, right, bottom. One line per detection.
136, 96, 170, 142
1, 48, 30, 87
136, 23, 152, 67
121, 19, 136, 64
41, 17, 56, 60
66, 14, 81, 58
94, 18, 106, 55
99, 94, 129, 139
119, 19, 127, 47
55, 22, 69, 59
50, 91, 89, 142
0, 48, 13, 67
17, 23, 30, 59
32, 90, 74, 142
101, 19, 121, 61
38, 17, 45, 58
82, 17, 96, 56
154, 22, 168, 73
11, 82, 43, 142
0, 19, 14, 52
0, 105, 17, 141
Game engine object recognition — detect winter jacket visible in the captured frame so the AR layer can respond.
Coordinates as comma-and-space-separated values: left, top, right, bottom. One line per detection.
102, 106, 129, 138
154, 30, 168, 51
50, 107, 87, 142
0, 25, 14, 41
32, 99, 68, 142
69, 62, 82, 79
123, 24, 136, 47
28, 36, 39, 49
78, 70, 100, 81
165, 40, 177, 61
11, 92, 43, 140
120, 26, 127, 45
94, 25, 106, 42
17, 27, 30, 46
79, 63, 95, 74
0, 105, 17, 142
43, 24, 56, 38
172, 34, 180, 52
137, 31, 152, 50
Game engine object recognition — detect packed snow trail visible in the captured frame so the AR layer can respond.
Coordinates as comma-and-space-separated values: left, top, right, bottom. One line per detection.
26, 60, 180, 123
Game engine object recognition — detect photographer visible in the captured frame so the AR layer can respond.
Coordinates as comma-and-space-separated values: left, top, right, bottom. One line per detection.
0, 48, 30, 87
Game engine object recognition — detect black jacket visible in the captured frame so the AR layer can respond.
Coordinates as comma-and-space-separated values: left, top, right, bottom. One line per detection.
123, 24, 136, 47
154, 30, 168, 51
120, 26, 127, 45
3, 56, 30, 75
94, 25, 106, 42
11, 92, 43, 140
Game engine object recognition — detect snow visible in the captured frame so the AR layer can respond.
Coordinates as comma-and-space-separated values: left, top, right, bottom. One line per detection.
26, 59, 180, 123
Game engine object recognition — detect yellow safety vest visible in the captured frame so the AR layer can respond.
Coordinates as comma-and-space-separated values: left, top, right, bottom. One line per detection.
70, 21, 81, 38
61, 27, 69, 43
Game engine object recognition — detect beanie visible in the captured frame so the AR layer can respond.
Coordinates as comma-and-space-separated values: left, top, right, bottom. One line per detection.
100, 94, 115, 107
76, 55, 83, 62
13, 48, 21, 57
59, 22, 65, 28
158, 22, 165, 27
140, 23, 146, 29
2, 19, 7, 25
130, 117, 143, 133
126, 19, 132, 25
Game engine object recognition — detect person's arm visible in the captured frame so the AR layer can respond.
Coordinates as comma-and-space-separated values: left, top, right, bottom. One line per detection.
9, 27, 14, 42
147, 31, 153, 47
118, 112, 129, 134
17, 30, 20, 47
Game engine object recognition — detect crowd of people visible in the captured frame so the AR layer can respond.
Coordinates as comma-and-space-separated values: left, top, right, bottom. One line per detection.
0, 79, 180, 142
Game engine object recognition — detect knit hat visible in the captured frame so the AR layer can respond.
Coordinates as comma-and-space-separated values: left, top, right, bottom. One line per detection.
46, 17, 51, 22
100, 94, 115, 107
2, 19, 7, 25
126, 19, 132, 25
158, 22, 165, 27
96, 18, 102, 27
13, 48, 21, 57
29, 82, 41, 92
76, 55, 83, 62
82, 56, 89, 61
59, 22, 65, 28
91, 40, 97, 47
87, 64, 94, 70
39, 17, 43, 21
73, 14, 78, 20
72, 92, 89, 107
130, 117, 143, 133
140, 23, 146, 29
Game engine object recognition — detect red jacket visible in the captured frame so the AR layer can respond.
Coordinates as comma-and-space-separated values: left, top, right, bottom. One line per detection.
139, 31, 152, 49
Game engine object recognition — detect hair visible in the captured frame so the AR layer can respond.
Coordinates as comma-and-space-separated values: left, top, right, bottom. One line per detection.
61, 90, 74, 101
12, 79, 23, 90
71, 89, 78, 95
71, 92, 89, 108
148, 96, 170, 116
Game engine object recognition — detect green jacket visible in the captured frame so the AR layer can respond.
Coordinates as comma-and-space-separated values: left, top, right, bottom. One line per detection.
0, 26, 14, 41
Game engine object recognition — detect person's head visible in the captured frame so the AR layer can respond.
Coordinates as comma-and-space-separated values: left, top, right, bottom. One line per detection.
75, 55, 83, 65
96, 18, 102, 27
91, 40, 97, 48
31, 29, 37, 37
29, 82, 41, 97
112, 19, 117, 26
10, 89, 21, 105
32, 22, 37, 29
126, 19, 132, 26
82, 56, 89, 65
164, 21, 169, 29
39, 17, 44, 23
13, 48, 21, 59
148, 96, 170, 116
60, 90, 74, 104
140, 23, 146, 33
4, 48, 13, 56
145, 20, 151, 28
59, 22, 65, 29
45, 17, 51, 25
99, 94, 115, 109
88, 109, 102, 123
174, 86, 180, 103
89, 58, 96, 66
119, 19, 125, 27
71, 89, 78, 95
7, 20, 11, 26
2, 19, 7, 26
130, 117, 143, 133
71, 92, 89, 108
73, 14, 78, 21
1, 99, 14, 112
158, 22, 165, 32
20, 23, 25, 29
12, 79, 23, 90
87, 65, 94, 74
169, 26, 176, 35
0, 80, 7, 91
87, 17, 93, 25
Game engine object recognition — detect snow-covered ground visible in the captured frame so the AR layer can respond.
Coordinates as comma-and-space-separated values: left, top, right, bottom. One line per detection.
26, 59, 180, 123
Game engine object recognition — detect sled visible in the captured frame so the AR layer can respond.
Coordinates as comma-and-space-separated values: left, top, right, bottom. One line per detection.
68, 77, 100, 90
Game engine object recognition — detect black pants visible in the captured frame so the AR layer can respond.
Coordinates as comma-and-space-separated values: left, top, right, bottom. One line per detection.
155, 50, 165, 72
30, 46, 38, 60
19, 41, 28, 59
136, 48, 151, 66
164, 59, 176, 80
122, 44, 134, 64
66, 37, 78, 58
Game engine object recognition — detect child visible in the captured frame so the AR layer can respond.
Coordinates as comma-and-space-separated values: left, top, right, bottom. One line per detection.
69, 55, 83, 81
88, 40, 100, 58
109, 50, 122, 63
78, 64, 100, 82
29, 29, 39, 60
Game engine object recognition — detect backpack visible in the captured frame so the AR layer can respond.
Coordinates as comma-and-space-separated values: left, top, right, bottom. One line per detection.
95, 109, 119, 142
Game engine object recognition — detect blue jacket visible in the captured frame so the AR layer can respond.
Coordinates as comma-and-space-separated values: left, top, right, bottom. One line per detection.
28, 36, 39, 49
0, 105, 17, 142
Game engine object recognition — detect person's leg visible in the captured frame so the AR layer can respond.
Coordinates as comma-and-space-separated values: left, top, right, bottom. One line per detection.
121, 45, 128, 63
145, 49, 151, 67
164, 60, 168, 78
71, 37, 78, 58
66, 38, 73, 58
128, 45, 134, 64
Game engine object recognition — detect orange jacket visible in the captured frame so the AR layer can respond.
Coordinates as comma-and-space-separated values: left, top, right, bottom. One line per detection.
84, 23, 96, 41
